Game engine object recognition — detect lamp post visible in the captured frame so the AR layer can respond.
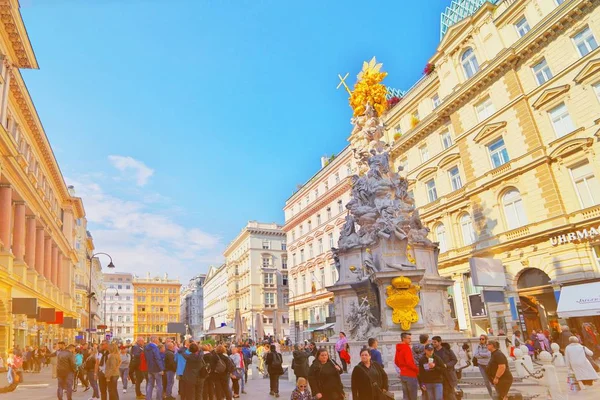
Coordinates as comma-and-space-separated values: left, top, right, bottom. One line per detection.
109, 303, 122, 337
275, 270, 296, 343
87, 252, 115, 343
244, 306, 254, 343
103, 287, 120, 326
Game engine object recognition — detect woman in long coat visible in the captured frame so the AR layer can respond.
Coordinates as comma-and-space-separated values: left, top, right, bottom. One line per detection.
351, 348, 389, 400
308, 349, 344, 400
292, 346, 310, 381
565, 336, 599, 387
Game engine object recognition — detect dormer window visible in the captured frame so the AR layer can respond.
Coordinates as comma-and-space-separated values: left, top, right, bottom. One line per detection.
461, 48, 479, 79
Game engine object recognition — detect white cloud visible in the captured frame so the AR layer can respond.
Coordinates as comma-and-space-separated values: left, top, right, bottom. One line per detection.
108, 155, 155, 186
67, 176, 223, 281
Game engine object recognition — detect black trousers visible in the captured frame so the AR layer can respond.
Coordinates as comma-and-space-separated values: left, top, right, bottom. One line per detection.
182, 379, 205, 400
202, 376, 215, 400
337, 353, 347, 372
98, 371, 108, 400
269, 374, 280, 394
231, 376, 240, 396
108, 376, 120, 400
134, 369, 147, 396
213, 375, 232, 400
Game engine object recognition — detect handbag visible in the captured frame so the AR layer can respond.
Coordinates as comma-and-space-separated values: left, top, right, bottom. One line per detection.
471, 356, 478, 367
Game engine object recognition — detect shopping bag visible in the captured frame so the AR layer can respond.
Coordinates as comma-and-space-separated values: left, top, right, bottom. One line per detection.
567, 372, 580, 392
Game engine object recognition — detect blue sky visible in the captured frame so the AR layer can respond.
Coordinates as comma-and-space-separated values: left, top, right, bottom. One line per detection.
20, 0, 448, 281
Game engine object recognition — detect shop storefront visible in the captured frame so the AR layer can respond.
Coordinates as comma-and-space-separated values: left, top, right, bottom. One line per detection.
557, 281, 600, 352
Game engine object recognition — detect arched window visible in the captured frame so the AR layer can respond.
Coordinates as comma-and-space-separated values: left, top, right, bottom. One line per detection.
502, 189, 527, 230
460, 213, 476, 245
434, 223, 448, 253
461, 48, 480, 79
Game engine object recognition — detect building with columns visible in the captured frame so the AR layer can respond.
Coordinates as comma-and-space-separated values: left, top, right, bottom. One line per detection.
0, 0, 94, 353
380, 0, 600, 336
282, 150, 354, 342
180, 274, 205, 339
102, 272, 134, 342
224, 221, 287, 340
133, 273, 181, 340
202, 264, 228, 331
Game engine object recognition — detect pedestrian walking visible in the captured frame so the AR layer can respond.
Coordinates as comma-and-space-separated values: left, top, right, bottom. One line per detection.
164, 342, 177, 400
307, 348, 344, 400
211, 344, 234, 400
292, 345, 310, 382
564, 336, 599, 387
394, 332, 419, 400
130, 338, 146, 399
351, 348, 389, 400
486, 340, 513, 400
417, 344, 445, 400
265, 344, 284, 398
334, 333, 348, 373
56, 343, 77, 400
105, 344, 122, 400
144, 336, 165, 400
85, 345, 100, 400
432, 336, 458, 400
97, 341, 110, 400
119, 346, 131, 394
74, 347, 90, 392
202, 345, 215, 400
178, 342, 208, 400
411, 334, 429, 368
229, 347, 245, 397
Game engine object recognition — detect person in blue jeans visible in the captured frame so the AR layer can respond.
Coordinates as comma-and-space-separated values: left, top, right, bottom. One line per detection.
417, 344, 445, 400
144, 336, 165, 400
394, 333, 419, 400
164, 343, 177, 400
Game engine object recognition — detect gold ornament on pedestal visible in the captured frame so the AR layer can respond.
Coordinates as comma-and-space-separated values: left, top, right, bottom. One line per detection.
385, 276, 420, 330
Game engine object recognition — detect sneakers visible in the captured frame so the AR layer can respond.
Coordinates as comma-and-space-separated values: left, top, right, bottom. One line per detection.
275, 394, 280, 398
269, 391, 274, 396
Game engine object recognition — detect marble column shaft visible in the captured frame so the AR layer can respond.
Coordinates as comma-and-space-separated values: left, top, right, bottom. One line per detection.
12, 202, 26, 260
44, 237, 52, 281
24, 216, 36, 268
34, 227, 45, 275
51, 245, 59, 286
0, 185, 12, 249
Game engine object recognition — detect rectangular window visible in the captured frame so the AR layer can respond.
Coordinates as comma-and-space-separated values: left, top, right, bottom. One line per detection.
263, 273, 274, 285
264, 293, 275, 305
292, 253, 296, 267
432, 94, 441, 109
476, 97, 495, 121
308, 244, 313, 258
328, 233, 334, 249
570, 162, 600, 208
549, 103, 575, 138
318, 238, 323, 254
594, 82, 600, 101
282, 257, 288, 269
440, 131, 453, 149
532, 59, 553, 85
337, 200, 343, 213
573, 27, 598, 57
262, 240, 270, 250
346, 163, 352, 175
281, 242, 286, 251
515, 17, 530, 38
449, 167, 463, 191
419, 145, 430, 162
262, 257, 270, 268
335, 173, 340, 184
327, 207, 332, 219
426, 179, 438, 202
488, 138, 510, 168
300, 249, 305, 263
317, 214, 321, 225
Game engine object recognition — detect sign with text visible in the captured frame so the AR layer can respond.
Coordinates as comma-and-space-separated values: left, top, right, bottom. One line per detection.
550, 224, 600, 246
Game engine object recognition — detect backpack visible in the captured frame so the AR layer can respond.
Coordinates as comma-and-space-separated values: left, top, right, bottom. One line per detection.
198, 355, 209, 379
214, 356, 227, 374
270, 353, 282, 368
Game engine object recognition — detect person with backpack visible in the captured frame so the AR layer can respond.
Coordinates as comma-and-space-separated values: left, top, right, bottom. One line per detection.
178, 342, 208, 400
265, 344, 284, 397
211, 344, 234, 400
292, 345, 310, 382
229, 347, 245, 398
202, 345, 215, 400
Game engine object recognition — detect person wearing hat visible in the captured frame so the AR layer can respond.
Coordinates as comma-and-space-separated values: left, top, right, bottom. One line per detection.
417, 344, 446, 400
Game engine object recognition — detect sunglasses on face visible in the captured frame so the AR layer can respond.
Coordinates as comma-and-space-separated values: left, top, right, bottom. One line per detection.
298, 385, 307, 388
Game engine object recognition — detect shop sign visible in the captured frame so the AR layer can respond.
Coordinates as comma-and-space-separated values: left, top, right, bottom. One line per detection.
549, 225, 600, 246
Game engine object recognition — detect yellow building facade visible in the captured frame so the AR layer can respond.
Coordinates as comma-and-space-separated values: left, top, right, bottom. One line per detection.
0, 0, 90, 354
133, 275, 181, 340
382, 0, 600, 336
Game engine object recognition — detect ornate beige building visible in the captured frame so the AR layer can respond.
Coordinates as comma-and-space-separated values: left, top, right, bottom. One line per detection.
0, 0, 93, 353
133, 274, 181, 341
283, 150, 356, 342
382, 0, 600, 335
224, 221, 287, 340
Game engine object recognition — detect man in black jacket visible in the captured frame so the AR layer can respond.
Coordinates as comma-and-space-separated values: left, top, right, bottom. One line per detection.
56, 343, 77, 400
165, 343, 177, 400
432, 336, 458, 400
97, 340, 110, 400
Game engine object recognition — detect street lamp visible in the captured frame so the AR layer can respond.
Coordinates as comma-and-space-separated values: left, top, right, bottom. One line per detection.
103, 287, 120, 326
88, 252, 116, 343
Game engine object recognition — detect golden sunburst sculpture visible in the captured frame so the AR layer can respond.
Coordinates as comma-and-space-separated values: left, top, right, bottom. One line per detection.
349, 57, 388, 117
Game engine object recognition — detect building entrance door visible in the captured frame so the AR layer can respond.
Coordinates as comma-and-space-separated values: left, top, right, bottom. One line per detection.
517, 268, 558, 336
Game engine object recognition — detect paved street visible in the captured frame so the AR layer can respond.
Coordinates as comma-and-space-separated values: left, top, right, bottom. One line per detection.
0, 367, 297, 400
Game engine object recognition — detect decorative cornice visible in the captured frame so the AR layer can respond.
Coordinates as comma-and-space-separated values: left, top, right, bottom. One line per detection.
473, 121, 507, 144
532, 84, 571, 110
324, 224, 335, 232
549, 137, 594, 160
0, 0, 37, 69
437, 153, 461, 169
416, 166, 438, 181
573, 57, 600, 84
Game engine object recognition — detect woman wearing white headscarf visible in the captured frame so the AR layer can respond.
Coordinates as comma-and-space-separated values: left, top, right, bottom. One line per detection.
564, 336, 598, 387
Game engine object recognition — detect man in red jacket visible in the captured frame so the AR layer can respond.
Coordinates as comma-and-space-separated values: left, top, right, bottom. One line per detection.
395, 332, 419, 400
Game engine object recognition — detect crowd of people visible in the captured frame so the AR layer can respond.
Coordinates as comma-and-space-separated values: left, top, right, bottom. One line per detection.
2, 324, 599, 399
